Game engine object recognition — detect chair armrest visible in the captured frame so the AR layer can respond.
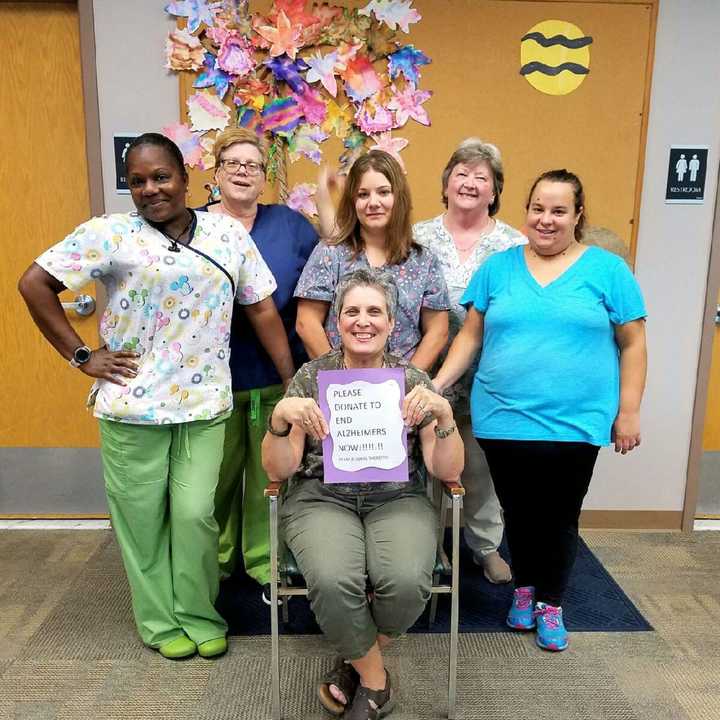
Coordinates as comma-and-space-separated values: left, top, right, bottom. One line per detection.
264, 480, 285, 498
441, 480, 465, 497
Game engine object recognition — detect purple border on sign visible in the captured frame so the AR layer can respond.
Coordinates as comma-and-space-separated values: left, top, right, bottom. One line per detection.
318, 368, 408, 484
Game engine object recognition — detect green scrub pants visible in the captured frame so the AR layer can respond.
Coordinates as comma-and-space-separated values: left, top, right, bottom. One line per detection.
99, 416, 228, 648
215, 384, 283, 583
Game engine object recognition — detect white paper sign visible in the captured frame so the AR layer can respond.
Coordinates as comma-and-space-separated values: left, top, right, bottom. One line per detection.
326, 379, 406, 472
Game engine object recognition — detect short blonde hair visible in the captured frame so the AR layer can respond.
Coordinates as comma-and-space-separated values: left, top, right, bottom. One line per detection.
212, 127, 267, 168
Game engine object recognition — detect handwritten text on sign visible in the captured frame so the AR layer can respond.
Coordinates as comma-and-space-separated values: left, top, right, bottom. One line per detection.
318, 368, 409, 484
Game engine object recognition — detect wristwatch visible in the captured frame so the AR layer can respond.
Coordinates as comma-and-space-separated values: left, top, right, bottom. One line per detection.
69, 345, 92, 368
434, 423, 457, 439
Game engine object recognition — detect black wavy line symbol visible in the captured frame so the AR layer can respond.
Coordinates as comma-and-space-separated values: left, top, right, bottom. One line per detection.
521, 32, 593, 49
520, 61, 589, 76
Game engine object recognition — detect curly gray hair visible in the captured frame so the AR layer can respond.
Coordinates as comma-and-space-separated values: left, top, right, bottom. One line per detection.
441, 137, 505, 216
332, 268, 398, 323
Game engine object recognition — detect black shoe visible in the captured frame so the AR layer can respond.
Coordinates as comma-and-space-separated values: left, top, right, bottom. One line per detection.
262, 583, 282, 606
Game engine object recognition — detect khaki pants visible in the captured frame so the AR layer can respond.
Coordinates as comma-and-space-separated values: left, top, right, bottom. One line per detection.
99, 416, 228, 647
281, 480, 436, 660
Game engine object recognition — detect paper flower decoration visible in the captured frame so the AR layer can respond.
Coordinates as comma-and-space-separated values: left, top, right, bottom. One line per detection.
356, 101, 394, 135
261, 96, 304, 135
165, 0, 221, 35
162, 122, 204, 167
387, 84, 431, 126
341, 54, 384, 103
234, 77, 271, 110
165, 28, 205, 71
287, 183, 318, 217
359, 0, 421, 33
305, 50, 339, 97
322, 100, 353, 138
370, 131, 408, 170
288, 125, 328, 164
254, 9, 302, 59
388, 45, 430, 84
217, 31, 254, 77
194, 52, 233, 99
265, 55, 309, 94
199, 134, 217, 170
164, 0, 433, 182
294, 86, 327, 125
187, 90, 231, 132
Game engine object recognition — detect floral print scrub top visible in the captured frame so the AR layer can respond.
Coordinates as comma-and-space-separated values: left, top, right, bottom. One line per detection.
413, 214, 526, 415
36, 211, 276, 425
294, 241, 450, 360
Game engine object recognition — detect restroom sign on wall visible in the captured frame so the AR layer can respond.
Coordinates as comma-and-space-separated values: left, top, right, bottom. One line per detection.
665, 146, 709, 204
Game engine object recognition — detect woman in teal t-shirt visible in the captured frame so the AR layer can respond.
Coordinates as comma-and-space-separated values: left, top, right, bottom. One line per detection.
434, 169, 647, 652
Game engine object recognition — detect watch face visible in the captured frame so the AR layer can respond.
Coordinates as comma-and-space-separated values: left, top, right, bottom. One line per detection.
74, 346, 92, 364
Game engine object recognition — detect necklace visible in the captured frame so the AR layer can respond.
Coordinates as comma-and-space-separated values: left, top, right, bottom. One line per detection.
529, 241, 576, 259
450, 216, 495, 252
149, 209, 196, 252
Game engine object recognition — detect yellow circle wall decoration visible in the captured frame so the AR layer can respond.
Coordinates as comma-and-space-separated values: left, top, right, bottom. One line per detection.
520, 20, 593, 96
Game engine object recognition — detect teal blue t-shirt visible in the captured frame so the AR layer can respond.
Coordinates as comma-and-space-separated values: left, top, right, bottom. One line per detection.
461, 245, 647, 446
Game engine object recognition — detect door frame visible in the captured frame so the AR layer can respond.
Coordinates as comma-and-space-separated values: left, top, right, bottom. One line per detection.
683, 163, 720, 531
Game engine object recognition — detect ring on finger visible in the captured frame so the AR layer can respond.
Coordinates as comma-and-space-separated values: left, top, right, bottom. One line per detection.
303, 419, 311, 425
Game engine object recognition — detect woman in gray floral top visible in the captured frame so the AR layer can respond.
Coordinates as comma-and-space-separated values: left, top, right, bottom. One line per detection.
263, 269, 463, 720
295, 150, 450, 372
414, 138, 526, 584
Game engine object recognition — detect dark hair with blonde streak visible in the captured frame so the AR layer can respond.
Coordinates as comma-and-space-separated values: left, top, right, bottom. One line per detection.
329, 150, 417, 266
526, 169, 586, 240
212, 127, 267, 169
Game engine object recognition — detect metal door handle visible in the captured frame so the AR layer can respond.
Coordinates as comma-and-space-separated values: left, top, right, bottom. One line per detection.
61, 294, 96, 317
716, 304, 720, 325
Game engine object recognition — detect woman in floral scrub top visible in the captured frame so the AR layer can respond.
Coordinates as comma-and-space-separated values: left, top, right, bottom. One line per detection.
415, 139, 525, 585
18, 134, 293, 661
295, 150, 450, 372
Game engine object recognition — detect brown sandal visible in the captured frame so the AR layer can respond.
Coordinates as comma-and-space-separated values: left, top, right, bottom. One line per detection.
317, 656, 360, 716
344, 670, 395, 720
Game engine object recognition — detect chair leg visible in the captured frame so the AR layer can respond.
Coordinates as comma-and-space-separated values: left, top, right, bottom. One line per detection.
280, 575, 290, 624
269, 496, 282, 720
448, 494, 462, 720
428, 575, 439, 627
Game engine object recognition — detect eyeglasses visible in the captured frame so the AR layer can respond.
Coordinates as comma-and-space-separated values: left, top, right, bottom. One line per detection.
219, 159, 264, 176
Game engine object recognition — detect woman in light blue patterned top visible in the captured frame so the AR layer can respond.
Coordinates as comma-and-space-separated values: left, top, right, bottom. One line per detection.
415, 139, 525, 584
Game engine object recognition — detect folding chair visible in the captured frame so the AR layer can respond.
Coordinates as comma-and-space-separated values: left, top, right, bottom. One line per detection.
264, 478, 465, 720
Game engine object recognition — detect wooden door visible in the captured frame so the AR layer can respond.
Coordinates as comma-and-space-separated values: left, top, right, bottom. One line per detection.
697, 292, 720, 517
0, 2, 103, 515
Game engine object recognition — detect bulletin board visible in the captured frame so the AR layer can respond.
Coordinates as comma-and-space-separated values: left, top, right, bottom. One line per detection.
179, 0, 657, 264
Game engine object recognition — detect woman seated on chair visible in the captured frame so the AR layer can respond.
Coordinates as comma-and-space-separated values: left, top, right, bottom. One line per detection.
262, 268, 464, 720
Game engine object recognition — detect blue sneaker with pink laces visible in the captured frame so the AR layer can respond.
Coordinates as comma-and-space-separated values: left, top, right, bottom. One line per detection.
506, 586, 535, 630
534, 602, 568, 651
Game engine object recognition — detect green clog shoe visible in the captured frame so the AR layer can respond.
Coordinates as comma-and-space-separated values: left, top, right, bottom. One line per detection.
158, 635, 197, 659
198, 636, 228, 658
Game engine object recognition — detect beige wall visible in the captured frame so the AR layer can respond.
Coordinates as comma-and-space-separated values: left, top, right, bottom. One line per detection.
90, 0, 720, 516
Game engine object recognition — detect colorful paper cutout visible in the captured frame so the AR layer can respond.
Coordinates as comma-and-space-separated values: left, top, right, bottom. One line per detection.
187, 90, 231, 132
194, 52, 233, 99
287, 182, 318, 216
356, 100, 394, 135
264, 55, 309, 94
161, 122, 204, 168
261, 96, 304, 136
322, 99, 353, 138
216, 31, 254, 77
165, 28, 206, 71
341, 54, 384, 103
387, 84, 431, 127
388, 45, 430, 84
165, 0, 221, 35
305, 50, 340, 97
254, 9, 302, 59
288, 125, 329, 164
369, 131, 408, 170
359, 0, 420, 33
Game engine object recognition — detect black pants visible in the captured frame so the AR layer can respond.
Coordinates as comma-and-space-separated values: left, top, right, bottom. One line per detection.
478, 439, 600, 606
